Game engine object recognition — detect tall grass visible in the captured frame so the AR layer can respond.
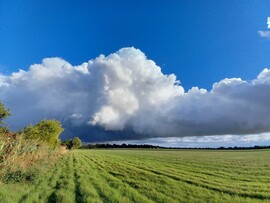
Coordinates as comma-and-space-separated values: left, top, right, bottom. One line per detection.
0, 133, 37, 170
0, 133, 63, 182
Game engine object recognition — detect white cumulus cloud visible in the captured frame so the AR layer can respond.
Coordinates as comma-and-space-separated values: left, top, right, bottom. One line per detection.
1, 47, 270, 142
258, 17, 270, 39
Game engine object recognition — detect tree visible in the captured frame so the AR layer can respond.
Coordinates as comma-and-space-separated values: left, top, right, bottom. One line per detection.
0, 101, 11, 133
62, 139, 73, 149
72, 137, 82, 149
21, 119, 64, 148
62, 137, 82, 149
0, 101, 11, 124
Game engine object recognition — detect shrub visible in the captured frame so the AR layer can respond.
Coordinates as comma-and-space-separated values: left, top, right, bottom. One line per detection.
0, 133, 38, 170
2, 169, 38, 183
62, 137, 82, 149
20, 119, 64, 148
0, 101, 65, 183
72, 137, 82, 149
0, 133, 64, 183
0, 101, 11, 125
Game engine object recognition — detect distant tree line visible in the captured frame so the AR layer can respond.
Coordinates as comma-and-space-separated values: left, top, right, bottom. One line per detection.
81, 143, 164, 149
216, 145, 270, 150
81, 143, 270, 150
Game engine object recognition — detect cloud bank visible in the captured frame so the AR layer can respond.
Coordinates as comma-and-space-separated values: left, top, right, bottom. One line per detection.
113, 133, 270, 148
1, 47, 270, 142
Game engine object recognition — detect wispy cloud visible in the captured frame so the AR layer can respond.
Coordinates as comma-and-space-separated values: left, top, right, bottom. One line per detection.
258, 30, 270, 38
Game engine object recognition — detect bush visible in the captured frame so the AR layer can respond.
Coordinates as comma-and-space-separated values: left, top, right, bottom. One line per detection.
0, 101, 11, 125
0, 101, 66, 183
20, 119, 64, 148
2, 169, 38, 183
62, 137, 82, 149
0, 133, 64, 183
72, 137, 82, 149
0, 134, 38, 170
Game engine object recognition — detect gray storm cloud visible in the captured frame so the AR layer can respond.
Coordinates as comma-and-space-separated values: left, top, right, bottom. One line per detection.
1, 47, 270, 141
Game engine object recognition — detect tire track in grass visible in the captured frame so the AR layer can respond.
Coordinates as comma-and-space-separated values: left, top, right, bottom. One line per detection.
47, 153, 76, 203
74, 151, 115, 203
79, 152, 154, 203
109, 157, 248, 191
72, 151, 103, 203
92, 153, 231, 203
18, 156, 67, 203
73, 154, 83, 203
111, 151, 268, 180
85, 154, 187, 202
93, 152, 270, 201
73, 154, 84, 203
110, 155, 264, 189
118, 158, 270, 199
111, 154, 270, 184
76, 153, 123, 203
82, 153, 177, 203
77, 153, 142, 202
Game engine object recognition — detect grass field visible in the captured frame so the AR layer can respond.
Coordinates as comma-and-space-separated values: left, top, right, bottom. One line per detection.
1, 149, 270, 203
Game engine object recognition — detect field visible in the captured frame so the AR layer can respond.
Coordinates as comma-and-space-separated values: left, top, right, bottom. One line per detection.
1, 149, 270, 203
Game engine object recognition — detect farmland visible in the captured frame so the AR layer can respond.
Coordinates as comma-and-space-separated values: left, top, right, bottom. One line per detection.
1, 149, 270, 203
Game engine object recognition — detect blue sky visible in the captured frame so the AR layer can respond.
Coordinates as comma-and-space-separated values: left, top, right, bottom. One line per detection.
1, 0, 270, 89
1, 1, 270, 147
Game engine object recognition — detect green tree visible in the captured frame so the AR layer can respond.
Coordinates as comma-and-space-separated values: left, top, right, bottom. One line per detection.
62, 139, 73, 149
0, 101, 11, 133
0, 101, 11, 124
71, 137, 82, 149
21, 119, 64, 148
62, 137, 82, 149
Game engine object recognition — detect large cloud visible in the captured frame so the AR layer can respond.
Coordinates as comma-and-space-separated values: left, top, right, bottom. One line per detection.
1, 47, 270, 142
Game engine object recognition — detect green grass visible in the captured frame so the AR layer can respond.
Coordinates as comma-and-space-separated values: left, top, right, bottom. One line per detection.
1, 149, 270, 203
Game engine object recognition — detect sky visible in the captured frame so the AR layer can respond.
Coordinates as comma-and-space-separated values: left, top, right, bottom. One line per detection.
1, 0, 270, 147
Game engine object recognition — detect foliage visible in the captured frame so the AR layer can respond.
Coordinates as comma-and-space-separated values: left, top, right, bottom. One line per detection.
82, 143, 270, 150
0, 132, 64, 185
62, 137, 82, 149
21, 119, 64, 148
0, 100, 65, 188
0, 131, 61, 168
0, 101, 11, 125
82, 143, 164, 149
2, 169, 38, 183
62, 139, 73, 149
0, 133, 38, 170
72, 137, 82, 149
